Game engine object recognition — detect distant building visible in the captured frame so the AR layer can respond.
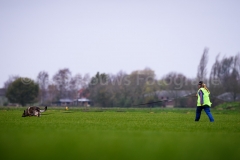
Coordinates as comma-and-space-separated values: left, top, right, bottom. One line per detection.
74, 98, 91, 106
59, 98, 74, 106
52, 98, 91, 106
216, 92, 240, 102
51, 98, 74, 106
74, 88, 91, 106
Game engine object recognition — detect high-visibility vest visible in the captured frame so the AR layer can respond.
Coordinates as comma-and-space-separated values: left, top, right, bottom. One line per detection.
197, 88, 212, 107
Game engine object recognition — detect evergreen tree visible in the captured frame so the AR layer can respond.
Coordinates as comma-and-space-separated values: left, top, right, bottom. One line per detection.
6, 78, 39, 106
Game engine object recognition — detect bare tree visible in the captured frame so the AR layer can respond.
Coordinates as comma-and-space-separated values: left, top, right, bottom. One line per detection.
197, 48, 209, 82
162, 72, 188, 90
68, 74, 83, 99
108, 71, 132, 107
81, 73, 91, 89
231, 53, 240, 100
209, 54, 225, 107
85, 69, 157, 107
210, 53, 240, 101
37, 71, 49, 105
127, 68, 157, 106
88, 72, 110, 107
162, 72, 189, 107
233, 53, 240, 81
47, 84, 58, 103
53, 68, 71, 98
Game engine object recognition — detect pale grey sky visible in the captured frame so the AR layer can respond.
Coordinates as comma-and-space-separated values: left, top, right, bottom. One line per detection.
0, 0, 240, 87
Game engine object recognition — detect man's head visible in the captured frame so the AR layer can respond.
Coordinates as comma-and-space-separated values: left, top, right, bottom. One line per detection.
198, 81, 203, 88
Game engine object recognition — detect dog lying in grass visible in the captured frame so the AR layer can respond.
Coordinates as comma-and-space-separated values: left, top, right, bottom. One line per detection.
22, 106, 47, 117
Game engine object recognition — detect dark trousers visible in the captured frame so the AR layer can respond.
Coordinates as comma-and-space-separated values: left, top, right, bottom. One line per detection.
195, 105, 214, 122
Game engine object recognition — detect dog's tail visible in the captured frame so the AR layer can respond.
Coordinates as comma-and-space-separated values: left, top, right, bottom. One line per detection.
40, 106, 47, 113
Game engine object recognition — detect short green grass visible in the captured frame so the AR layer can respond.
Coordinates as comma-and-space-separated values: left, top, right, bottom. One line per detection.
0, 107, 240, 160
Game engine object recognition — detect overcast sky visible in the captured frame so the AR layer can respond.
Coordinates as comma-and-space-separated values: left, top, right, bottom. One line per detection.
0, 0, 240, 87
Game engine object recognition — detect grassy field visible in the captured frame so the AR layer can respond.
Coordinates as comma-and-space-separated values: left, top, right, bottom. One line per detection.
0, 107, 240, 160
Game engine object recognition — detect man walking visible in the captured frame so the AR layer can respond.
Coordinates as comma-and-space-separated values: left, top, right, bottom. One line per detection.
195, 81, 214, 122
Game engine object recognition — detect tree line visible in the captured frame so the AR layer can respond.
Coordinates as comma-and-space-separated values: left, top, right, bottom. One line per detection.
3, 49, 240, 107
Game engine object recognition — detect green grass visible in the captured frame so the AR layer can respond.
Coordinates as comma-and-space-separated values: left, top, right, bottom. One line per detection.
0, 107, 240, 160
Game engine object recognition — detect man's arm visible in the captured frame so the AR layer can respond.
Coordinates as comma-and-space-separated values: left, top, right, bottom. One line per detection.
198, 90, 204, 106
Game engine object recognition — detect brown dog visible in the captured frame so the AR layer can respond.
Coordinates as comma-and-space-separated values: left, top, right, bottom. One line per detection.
22, 106, 47, 117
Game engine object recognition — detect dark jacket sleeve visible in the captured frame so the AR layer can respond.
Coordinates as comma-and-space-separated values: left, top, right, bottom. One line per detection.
198, 89, 204, 105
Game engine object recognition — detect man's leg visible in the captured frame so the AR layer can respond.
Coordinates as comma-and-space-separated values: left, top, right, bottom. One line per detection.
195, 107, 202, 121
203, 106, 214, 122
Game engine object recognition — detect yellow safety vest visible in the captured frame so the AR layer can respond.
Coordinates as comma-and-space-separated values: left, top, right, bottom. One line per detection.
197, 88, 212, 107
